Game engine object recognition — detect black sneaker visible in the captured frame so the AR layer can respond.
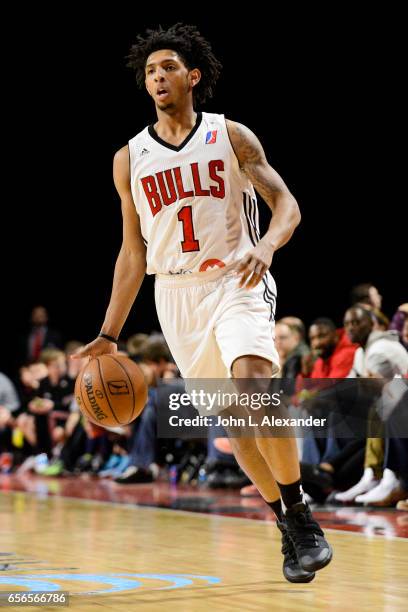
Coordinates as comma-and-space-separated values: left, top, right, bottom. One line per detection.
276, 521, 315, 583
283, 502, 333, 572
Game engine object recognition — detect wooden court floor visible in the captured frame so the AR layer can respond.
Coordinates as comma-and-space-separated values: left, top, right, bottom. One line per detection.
0, 490, 407, 611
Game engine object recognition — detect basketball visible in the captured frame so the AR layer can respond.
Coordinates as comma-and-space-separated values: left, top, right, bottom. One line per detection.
75, 354, 148, 427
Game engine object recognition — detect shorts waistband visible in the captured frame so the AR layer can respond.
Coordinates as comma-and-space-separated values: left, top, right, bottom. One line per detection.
155, 263, 235, 287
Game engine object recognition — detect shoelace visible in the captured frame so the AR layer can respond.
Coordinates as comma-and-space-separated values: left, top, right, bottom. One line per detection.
281, 532, 298, 562
286, 511, 324, 548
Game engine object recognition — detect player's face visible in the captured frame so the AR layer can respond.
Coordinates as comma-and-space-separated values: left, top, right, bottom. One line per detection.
145, 49, 199, 110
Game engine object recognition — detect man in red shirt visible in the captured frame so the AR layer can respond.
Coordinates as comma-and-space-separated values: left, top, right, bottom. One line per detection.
301, 318, 358, 378
298, 318, 361, 495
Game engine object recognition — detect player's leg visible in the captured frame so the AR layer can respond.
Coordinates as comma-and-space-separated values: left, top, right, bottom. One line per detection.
232, 354, 332, 573
233, 355, 301, 487
225, 436, 279, 500
214, 272, 332, 573
155, 274, 314, 582
226, 434, 315, 582
224, 356, 315, 581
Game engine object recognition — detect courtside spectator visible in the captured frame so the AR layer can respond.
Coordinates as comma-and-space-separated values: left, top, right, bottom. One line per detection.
127, 333, 150, 361
345, 306, 407, 378
279, 316, 307, 342
390, 303, 408, 350
298, 318, 358, 470
301, 318, 357, 379
334, 307, 408, 503
20, 350, 74, 455
20, 306, 63, 363
114, 338, 176, 484
275, 319, 309, 379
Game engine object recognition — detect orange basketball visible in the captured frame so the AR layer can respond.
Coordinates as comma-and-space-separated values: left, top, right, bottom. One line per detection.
75, 354, 148, 427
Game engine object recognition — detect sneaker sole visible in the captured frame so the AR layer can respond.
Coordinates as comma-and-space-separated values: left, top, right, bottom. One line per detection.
299, 545, 333, 573
283, 569, 316, 583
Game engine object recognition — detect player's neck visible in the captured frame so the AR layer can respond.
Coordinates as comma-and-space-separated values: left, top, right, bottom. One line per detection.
153, 105, 197, 142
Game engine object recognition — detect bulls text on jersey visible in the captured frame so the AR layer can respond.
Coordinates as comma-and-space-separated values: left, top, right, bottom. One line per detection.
140, 160, 226, 217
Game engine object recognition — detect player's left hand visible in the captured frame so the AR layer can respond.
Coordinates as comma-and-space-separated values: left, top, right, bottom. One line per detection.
235, 240, 275, 289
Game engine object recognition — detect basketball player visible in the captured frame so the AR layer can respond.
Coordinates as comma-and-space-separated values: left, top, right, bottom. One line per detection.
73, 23, 332, 582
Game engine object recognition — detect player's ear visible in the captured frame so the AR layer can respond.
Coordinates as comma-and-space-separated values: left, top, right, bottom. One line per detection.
189, 68, 201, 90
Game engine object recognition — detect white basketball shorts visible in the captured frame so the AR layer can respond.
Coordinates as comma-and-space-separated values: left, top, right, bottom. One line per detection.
154, 265, 280, 379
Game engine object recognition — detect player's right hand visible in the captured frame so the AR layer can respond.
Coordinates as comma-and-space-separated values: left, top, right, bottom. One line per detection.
70, 337, 118, 360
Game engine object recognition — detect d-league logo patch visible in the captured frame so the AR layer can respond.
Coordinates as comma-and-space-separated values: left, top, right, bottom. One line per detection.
108, 380, 130, 395
205, 130, 217, 144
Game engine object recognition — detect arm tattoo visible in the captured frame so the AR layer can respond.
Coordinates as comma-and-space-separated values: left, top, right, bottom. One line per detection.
229, 121, 265, 167
227, 121, 282, 202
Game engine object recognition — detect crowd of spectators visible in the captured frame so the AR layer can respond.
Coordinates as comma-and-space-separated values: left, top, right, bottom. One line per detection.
1, 284, 408, 512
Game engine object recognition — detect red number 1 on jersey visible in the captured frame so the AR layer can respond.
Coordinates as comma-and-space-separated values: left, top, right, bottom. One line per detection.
177, 206, 200, 252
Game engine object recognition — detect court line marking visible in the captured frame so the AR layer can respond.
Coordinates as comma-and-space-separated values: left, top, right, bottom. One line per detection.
2, 489, 407, 542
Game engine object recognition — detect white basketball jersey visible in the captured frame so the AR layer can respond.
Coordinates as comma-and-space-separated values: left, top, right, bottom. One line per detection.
129, 112, 261, 275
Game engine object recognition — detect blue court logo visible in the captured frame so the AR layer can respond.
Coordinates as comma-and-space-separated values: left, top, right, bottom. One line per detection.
0, 573, 221, 595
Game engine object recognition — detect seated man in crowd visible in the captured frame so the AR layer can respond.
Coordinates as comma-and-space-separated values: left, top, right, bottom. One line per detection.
275, 317, 310, 379
334, 317, 408, 504
114, 337, 179, 484
16, 349, 74, 457
301, 317, 357, 379
13, 362, 48, 458
297, 317, 358, 467
301, 305, 408, 504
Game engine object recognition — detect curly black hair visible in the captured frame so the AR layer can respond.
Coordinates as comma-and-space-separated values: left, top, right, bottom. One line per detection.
127, 23, 222, 104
